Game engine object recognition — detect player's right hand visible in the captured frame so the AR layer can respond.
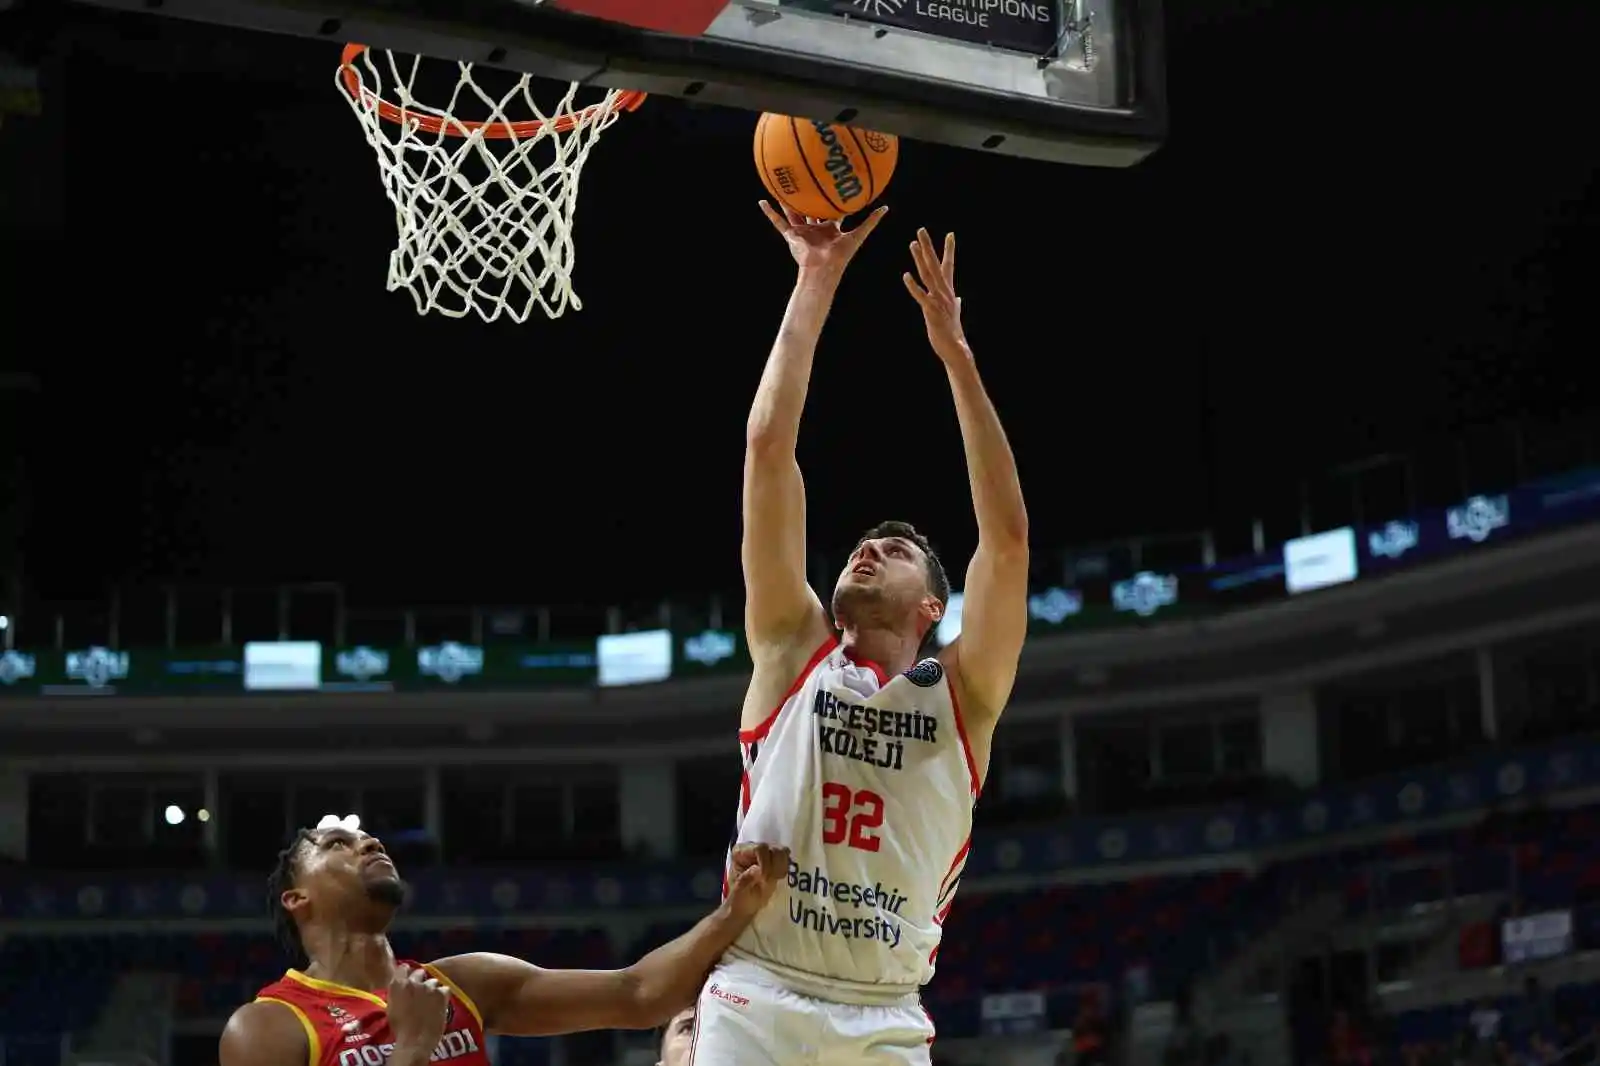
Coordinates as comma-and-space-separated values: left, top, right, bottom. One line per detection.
760, 201, 887, 278
387, 964, 451, 1054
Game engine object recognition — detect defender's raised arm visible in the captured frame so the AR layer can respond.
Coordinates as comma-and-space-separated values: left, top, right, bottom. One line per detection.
742, 203, 886, 663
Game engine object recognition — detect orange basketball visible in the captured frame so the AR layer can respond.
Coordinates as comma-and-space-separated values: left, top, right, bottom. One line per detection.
754, 113, 899, 221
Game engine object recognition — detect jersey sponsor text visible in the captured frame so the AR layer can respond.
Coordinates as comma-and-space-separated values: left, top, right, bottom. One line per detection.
812, 688, 938, 773
336, 1028, 481, 1066
787, 861, 908, 947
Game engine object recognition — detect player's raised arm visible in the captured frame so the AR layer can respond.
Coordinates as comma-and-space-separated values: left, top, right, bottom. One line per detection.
904, 228, 1030, 723
428, 845, 789, 1036
743, 202, 887, 659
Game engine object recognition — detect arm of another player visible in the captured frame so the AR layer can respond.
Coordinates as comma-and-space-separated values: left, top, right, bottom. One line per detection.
903, 228, 1030, 723
428, 844, 789, 1036
743, 203, 887, 662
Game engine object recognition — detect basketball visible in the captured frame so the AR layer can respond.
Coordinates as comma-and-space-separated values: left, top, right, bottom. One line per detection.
754, 113, 899, 221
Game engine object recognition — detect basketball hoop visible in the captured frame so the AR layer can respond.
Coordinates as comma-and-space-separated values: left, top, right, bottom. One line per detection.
336, 44, 645, 324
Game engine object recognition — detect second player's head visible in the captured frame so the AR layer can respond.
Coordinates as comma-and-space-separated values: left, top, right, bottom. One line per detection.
656, 1004, 696, 1066
831, 520, 949, 652
268, 821, 408, 962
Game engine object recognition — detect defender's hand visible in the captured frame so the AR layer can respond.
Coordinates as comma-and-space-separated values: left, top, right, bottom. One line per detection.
760, 201, 887, 279
903, 227, 971, 365
387, 965, 451, 1054
725, 843, 791, 920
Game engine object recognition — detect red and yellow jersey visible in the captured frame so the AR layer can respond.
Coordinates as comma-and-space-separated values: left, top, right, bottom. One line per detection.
253, 964, 491, 1066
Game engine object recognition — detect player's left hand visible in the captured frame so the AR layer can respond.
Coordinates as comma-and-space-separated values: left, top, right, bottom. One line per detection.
903, 228, 971, 366
724, 843, 790, 920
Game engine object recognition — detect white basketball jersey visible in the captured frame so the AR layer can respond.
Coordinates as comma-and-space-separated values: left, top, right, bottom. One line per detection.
726, 637, 982, 1004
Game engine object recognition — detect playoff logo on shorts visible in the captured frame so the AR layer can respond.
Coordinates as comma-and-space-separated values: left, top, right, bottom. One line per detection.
706, 983, 749, 1009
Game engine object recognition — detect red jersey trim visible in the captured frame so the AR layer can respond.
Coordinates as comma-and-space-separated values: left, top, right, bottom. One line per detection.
840, 647, 889, 686
738, 636, 838, 743
944, 668, 983, 798
253, 996, 320, 1066
686, 985, 706, 1065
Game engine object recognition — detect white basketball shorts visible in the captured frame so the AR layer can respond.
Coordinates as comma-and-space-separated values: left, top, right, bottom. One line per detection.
688, 958, 935, 1066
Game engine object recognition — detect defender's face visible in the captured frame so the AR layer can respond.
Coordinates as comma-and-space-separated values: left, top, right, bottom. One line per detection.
658, 1006, 695, 1066
282, 826, 403, 916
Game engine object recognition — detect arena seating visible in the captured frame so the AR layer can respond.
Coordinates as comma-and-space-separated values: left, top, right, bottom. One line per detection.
8, 802, 1600, 1064
0, 864, 1300, 1059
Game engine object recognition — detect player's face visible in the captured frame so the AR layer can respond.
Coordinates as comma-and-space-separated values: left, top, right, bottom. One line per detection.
832, 536, 940, 630
658, 1006, 695, 1066
285, 827, 406, 919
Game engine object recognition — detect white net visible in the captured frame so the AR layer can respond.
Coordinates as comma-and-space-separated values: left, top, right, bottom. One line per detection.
336, 46, 641, 324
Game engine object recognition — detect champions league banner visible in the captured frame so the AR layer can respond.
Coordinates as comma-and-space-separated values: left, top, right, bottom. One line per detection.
826, 0, 1062, 56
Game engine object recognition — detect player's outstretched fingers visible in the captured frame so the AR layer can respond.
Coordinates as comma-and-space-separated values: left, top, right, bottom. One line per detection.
909, 236, 935, 287
915, 228, 948, 293
758, 200, 790, 233
844, 205, 888, 244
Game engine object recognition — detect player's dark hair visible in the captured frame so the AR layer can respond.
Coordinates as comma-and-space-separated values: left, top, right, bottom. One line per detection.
268, 828, 317, 965
859, 520, 950, 654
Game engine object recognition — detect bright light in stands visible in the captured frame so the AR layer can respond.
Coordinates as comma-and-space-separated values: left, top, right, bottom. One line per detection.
935, 591, 964, 647
164, 805, 186, 826
0, 615, 8, 630
197, 808, 211, 822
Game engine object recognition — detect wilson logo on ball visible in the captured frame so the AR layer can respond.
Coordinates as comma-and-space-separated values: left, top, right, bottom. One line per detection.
810, 120, 864, 203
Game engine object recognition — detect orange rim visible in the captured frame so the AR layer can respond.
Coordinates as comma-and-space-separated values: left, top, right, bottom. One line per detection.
338, 43, 646, 139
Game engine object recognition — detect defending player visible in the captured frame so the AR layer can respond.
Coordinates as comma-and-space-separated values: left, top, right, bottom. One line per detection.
657, 1005, 696, 1066
220, 820, 788, 1066
687, 203, 1030, 1064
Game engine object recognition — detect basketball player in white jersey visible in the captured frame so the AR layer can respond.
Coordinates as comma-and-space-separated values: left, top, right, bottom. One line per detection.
686, 202, 1030, 1065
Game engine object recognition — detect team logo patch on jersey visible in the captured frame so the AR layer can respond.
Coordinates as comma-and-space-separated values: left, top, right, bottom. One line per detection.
904, 659, 944, 687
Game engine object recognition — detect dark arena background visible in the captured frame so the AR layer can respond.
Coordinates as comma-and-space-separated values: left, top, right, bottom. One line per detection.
2, 0, 1600, 1062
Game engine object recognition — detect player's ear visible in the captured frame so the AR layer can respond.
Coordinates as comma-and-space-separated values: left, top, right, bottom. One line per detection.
281, 887, 311, 916
922, 596, 943, 626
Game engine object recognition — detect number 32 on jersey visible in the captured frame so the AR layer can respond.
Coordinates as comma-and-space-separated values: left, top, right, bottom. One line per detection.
821, 782, 884, 852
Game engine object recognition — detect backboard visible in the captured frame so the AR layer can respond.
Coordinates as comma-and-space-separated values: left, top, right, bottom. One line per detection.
68, 0, 1165, 166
